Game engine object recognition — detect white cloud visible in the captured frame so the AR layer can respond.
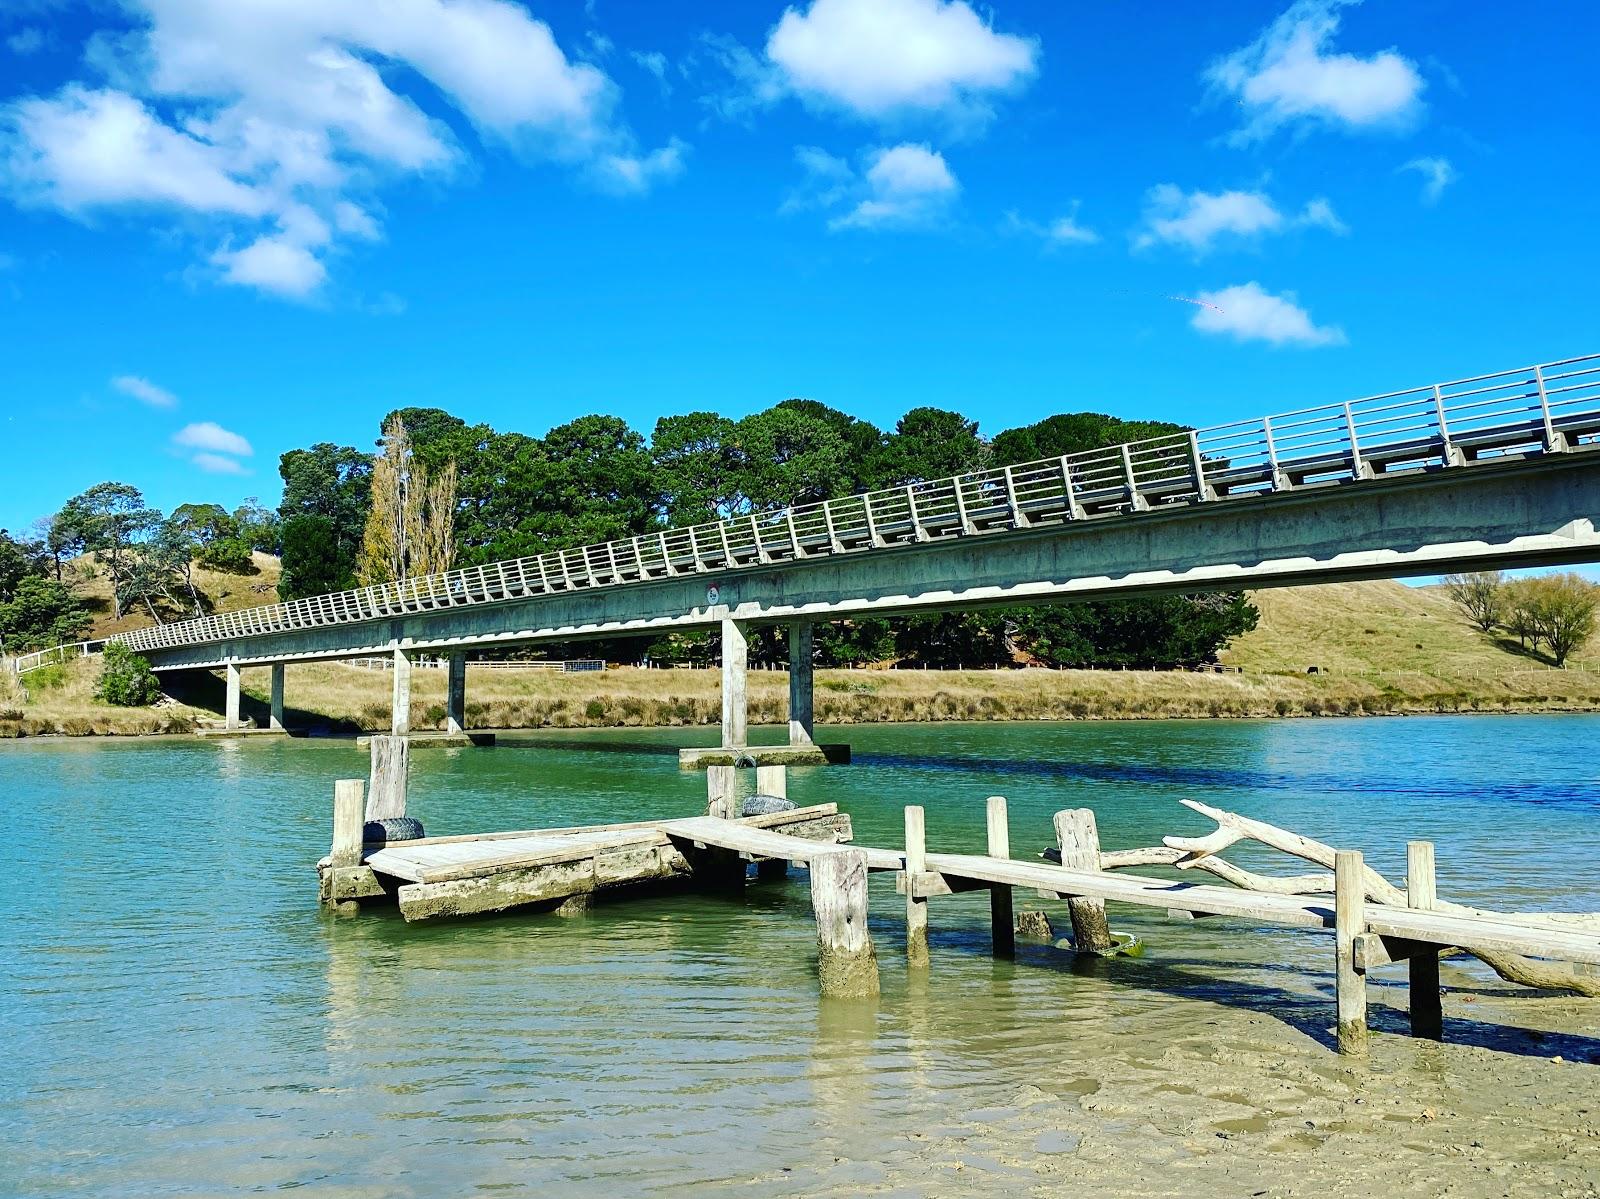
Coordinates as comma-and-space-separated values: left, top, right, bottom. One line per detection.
1133, 184, 1347, 254
766, 0, 1037, 121
1206, 0, 1425, 142
1402, 156, 1456, 203
1004, 205, 1099, 247
173, 421, 253, 457
212, 235, 328, 299
112, 374, 179, 409
632, 50, 671, 94
190, 451, 250, 476
1189, 281, 1346, 347
7, 28, 46, 55
1, 0, 681, 300
829, 143, 958, 231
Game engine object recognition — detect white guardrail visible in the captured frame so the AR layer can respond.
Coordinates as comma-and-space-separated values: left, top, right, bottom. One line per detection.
103, 353, 1600, 658
8, 641, 100, 676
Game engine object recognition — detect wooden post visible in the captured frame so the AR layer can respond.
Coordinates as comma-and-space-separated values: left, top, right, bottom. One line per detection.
445, 652, 467, 735
720, 617, 748, 749
811, 849, 879, 998
756, 764, 787, 799
366, 734, 409, 821
1407, 840, 1443, 1041
331, 778, 365, 869
788, 622, 814, 746
905, 805, 929, 965
390, 646, 412, 736
1335, 849, 1369, 1056
269, 663, 285, 731
706, 764, 738, 820
1054, 809, 1113, 953
224, 660, 242, 730
987, 796, 1014, 959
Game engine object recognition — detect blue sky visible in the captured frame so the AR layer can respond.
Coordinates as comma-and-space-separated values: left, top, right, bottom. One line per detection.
2, 0, 1598, 535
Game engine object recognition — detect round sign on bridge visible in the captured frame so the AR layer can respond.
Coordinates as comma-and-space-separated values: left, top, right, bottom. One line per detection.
705, 584, 720, 606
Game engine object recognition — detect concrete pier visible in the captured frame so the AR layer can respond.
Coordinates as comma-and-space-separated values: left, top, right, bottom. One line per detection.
720, 617, 748, 748
788, 621, 814, 746
224, 661, 241, 730
269, 663, 285, 732
446, 652, 466, 735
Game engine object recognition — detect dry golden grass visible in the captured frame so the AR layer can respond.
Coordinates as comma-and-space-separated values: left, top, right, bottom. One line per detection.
6, 577, 1598, 738
73, 551, 282, 639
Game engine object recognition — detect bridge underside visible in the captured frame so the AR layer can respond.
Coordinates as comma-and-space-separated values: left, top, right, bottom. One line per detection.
145, 451, 1599, 674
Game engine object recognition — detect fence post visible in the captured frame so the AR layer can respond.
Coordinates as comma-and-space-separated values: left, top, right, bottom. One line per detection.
1335, 850, 1369, 1056
987, 796, 1015, 959
1407, 841, 1443, 1040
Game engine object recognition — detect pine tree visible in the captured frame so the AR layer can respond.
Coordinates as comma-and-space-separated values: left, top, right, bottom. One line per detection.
358, 416, 456, 585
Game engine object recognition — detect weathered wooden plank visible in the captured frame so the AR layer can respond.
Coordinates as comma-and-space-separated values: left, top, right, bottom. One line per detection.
363, 802, 840, 850
397, 858, 595, 922
659, 816, 899, 870
811, 849, 879, 998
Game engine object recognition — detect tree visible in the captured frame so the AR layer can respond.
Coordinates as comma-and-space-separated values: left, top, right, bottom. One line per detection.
0, 528, 47, 600
773, 399, 885, 495
991, 412, 1186, 467
278, 443, 371, 598
874, 407, 989, 485
894, 611, 1012, 668
95, 642, 162, 706
527, 415, 657, 550
279, 515, 351, 600
652, 411, 743, 523
1501, 579, 1543, 652
1443, 570, 1504, 633
30, 509, 86, 582
1008, 592, 1259, 668
68, 482, 161, 619
171, 503, 254, 575
358, 415, 457, 585
231, 498, 281, 555
1524, 573, 1598, 667
0, 576, 90, 652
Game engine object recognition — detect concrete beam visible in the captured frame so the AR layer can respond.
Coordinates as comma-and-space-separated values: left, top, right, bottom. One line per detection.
788, 621, 814, 746
142, 452, 1600, 672
721, 617, 748, 749
391, 646, 412, 736
269, 662, 285, 732
446, 652, 466, 735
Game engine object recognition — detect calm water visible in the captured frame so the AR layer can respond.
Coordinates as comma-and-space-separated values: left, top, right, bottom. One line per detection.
3, 716, 1599, 1196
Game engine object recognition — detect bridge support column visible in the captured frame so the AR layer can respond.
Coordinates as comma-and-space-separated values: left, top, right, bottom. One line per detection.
788, 621, 814, 746
269, 663, 285, 732
720, 617, 748, 748
391, 647, 412, 736
446, 652, 467, 735
224, 660, 242, 730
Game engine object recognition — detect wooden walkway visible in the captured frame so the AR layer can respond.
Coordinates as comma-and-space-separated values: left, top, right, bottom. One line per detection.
317, 774, 1600, 1055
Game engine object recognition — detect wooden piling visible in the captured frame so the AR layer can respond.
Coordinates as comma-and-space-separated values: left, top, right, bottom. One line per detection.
987, 796, 1015, 959
1335, 849, 1369, 1056
706, 765, 738, 820
323, 778, 382, 911
756, 763, 790, 880
366, 734, 409, 820
1054, 808, 1114, 953
905, 805, 929, 965
811, 848, 879, 998
1407, 840, 1443, 1041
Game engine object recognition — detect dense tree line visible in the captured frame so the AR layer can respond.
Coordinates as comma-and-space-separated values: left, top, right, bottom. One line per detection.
271, 399, 1259, 669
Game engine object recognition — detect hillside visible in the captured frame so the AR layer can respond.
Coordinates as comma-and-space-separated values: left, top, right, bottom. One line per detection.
74, 551, 282, 640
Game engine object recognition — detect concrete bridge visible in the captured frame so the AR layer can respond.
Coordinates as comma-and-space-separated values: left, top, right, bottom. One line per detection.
114, 353, 1600, 745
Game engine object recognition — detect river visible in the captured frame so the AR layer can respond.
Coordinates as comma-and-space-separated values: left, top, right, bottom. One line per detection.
4, 715, 1598, 1196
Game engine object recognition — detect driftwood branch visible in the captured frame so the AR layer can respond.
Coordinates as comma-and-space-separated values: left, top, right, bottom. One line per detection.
1106, 800, 1600, 998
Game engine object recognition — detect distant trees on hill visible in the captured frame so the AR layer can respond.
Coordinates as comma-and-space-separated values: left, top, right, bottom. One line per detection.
1445, 570, 1598, 667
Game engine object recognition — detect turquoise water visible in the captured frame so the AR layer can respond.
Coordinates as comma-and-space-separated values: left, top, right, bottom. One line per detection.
3, 716, 1598, 1196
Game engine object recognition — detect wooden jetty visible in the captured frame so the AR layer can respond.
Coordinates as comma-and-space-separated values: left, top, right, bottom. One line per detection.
319, 742, 1600, 1055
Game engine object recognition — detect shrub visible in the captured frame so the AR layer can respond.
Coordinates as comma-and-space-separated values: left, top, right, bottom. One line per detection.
95, 643, 162, 707
584, 699, 606, 720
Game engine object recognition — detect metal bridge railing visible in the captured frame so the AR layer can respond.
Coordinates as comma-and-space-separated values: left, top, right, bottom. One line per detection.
111, 352, 1600, 657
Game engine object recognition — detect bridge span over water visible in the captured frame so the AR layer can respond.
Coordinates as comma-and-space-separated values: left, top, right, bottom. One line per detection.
115, 354, 1600, 744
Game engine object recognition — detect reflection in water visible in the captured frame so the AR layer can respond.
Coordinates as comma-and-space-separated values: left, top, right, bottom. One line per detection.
3, 715, 1599, 1196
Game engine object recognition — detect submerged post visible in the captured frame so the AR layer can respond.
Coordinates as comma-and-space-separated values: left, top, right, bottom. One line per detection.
1334, 849, 1369, 1056
445, 652, 467, 735
987, 796, 1015, 960
366, 734, 409, 821
788, 621, 814, 746
1054, 809, 1114, 953
905, 805, 929, 965
811, 849, 879, 998
390, 646, 413, 736
1407, 840, 1443, 1041
224, 660, 242, 730
269, 663, 285, 732
720, 617, 748, 749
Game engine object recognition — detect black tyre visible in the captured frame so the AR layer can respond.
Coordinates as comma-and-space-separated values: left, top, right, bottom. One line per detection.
364, 816, 425, 844
741, 794, 798, 817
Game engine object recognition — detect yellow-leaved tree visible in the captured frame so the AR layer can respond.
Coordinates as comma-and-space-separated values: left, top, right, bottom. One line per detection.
357, 416, 457, 585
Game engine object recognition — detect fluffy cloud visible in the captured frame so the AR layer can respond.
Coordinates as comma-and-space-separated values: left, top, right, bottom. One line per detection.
766, 0, 1036, 121
1004, 206, 1099, 247
1206, 0, 1425, 142
1189, 282, 1346, 347
1, 0, 680, 300
111, 374, 179, 409
190, 452, 250, 475
1402, 156, 1456, 203
827, 143, 958, 231
1133, 185, 1347, 254
173, 421, 253, 457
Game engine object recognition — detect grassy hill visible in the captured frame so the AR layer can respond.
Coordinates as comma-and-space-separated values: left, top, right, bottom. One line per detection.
74, 551, 282, 640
